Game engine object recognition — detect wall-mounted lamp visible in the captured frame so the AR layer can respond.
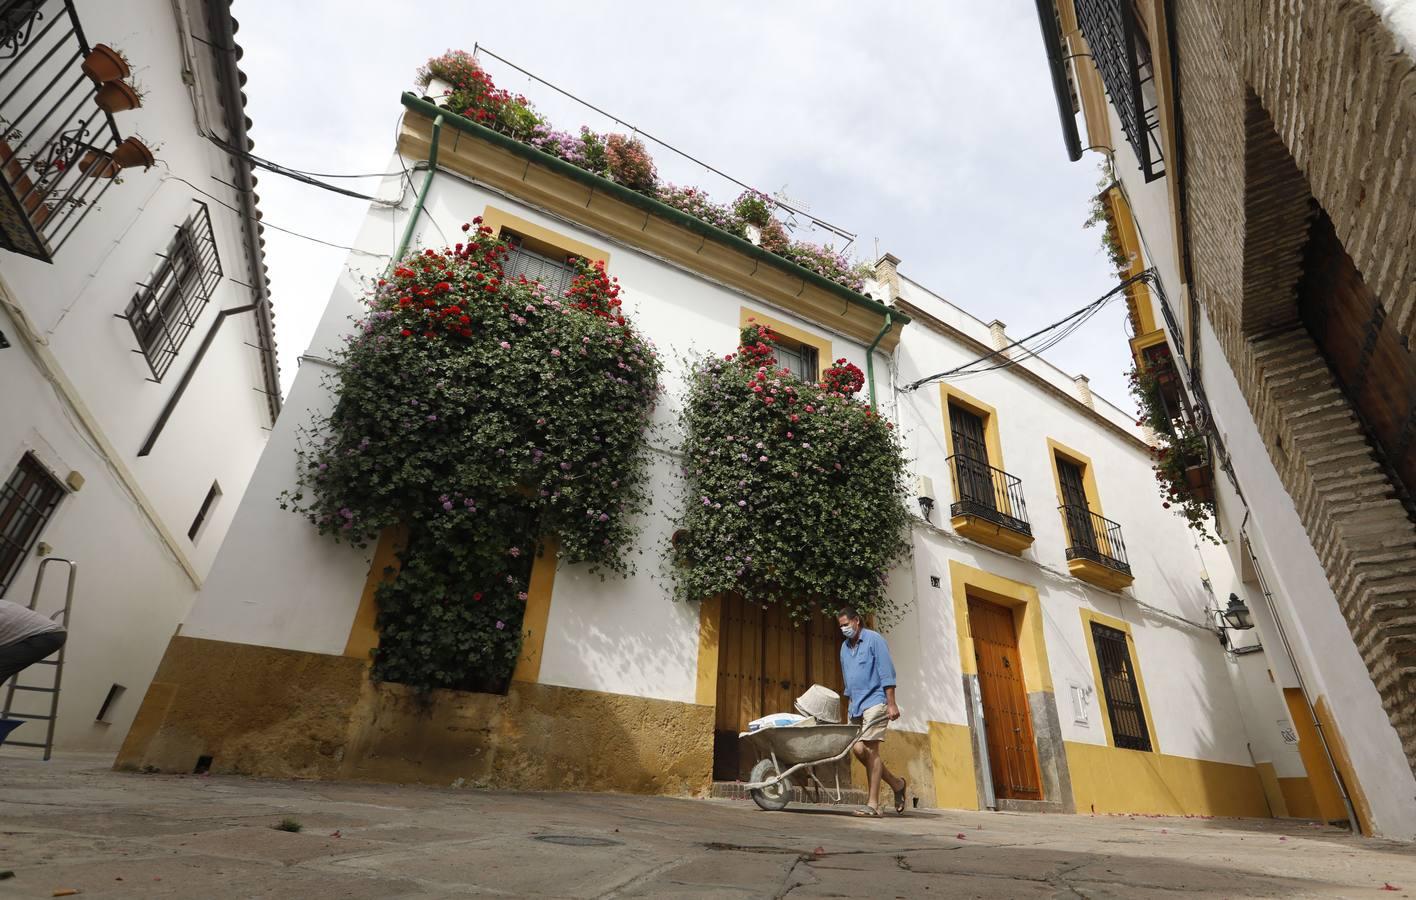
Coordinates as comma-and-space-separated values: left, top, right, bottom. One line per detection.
916, 475, 935, 521
1212, 592, 1258, 651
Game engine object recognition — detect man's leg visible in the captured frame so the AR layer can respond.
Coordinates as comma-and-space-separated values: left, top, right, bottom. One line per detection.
0, 631, 66, 684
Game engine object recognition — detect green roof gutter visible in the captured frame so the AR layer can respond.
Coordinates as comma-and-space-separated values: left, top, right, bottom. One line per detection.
398, 92, 908, 330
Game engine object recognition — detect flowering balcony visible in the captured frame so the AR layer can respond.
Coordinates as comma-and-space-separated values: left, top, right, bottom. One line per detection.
0, 0, 127, 262
946, 455, 1034, 554
1059, 505, 1133, 590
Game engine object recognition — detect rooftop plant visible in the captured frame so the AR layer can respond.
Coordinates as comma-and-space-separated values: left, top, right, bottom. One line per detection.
417, 50, 871, 294
283, 220, 662, 693
672, 323, 911, 621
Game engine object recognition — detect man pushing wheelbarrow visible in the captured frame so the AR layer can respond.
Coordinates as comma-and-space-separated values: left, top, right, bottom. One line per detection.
837, 604, 907, 818
739, 605, 907, 817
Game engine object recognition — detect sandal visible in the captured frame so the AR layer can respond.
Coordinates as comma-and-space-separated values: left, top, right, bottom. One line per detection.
853, 805, 882, 818
894, 778, 908, 815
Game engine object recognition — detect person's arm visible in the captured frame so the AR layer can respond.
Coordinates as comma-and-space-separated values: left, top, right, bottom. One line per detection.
875, 634, 900, 720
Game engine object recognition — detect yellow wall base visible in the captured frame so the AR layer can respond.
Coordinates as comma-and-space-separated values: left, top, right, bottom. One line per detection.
117, 636, 713, 796
846, 727, 936, 808
1066, 741, 1270, 817
929, 721, 980, 810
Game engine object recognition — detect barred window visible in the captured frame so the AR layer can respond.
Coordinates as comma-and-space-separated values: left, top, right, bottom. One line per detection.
1091, 622, 1152, 751
502, 231, 577, 297
0, 454, 65, 597
771, 340, 818, 382
124, 202, 222, 381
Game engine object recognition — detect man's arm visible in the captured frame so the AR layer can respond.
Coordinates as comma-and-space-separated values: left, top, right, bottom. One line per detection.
875, 634, 900, 720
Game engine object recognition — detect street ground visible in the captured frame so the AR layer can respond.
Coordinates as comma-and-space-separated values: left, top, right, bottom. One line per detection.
1, 754, 1413, 898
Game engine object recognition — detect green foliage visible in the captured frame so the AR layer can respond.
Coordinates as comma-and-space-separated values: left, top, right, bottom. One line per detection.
732, 190, 774, 227
1127, 364, 1218, 543
1083, 162, 1131, 279
282, 222, 661, 693
672, 324, 911, 621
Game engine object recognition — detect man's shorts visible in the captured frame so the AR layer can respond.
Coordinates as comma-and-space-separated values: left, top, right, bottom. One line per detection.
851, 702, 889, 742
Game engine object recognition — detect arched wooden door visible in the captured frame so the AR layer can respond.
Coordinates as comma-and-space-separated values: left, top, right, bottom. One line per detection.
712, 595, 844, 781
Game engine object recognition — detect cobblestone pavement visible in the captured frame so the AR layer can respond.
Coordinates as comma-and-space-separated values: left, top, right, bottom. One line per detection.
1, 754, 1414, 898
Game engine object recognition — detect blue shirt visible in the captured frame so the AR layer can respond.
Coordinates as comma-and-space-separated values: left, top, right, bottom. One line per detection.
840, 628, 896, 718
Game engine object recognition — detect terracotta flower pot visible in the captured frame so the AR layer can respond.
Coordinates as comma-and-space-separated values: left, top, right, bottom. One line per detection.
1184, 463, 1211, 490
95, 81, 140, 114
81, 44, 130, 85
112, 136, 154, 170
78, 150, 120, 179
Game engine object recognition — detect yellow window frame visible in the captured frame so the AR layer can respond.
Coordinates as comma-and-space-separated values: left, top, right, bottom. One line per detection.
738, 308, 831, 381
1078, 608, 1159, 753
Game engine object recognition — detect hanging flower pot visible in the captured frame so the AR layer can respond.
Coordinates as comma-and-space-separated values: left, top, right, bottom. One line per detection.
95, 81, 141, 114
81, 44, 130, 85
1184, 461, 1211, 490
112, 136, 154, 170
78, 149, 120, 179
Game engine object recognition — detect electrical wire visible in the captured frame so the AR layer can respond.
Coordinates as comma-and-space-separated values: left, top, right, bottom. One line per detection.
160, 173, 390, 258
202, 134, 402, 204
901, 270, 1154, 391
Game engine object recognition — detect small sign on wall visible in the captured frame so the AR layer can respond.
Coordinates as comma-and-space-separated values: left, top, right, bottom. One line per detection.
1277, 719, 1299, 745
1069, 681, 1090, 726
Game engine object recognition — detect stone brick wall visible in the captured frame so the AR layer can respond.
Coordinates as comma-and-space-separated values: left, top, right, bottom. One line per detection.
1172, 0, 1416, 776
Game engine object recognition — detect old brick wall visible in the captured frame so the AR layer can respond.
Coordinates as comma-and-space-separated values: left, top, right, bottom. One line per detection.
1173, 0, 1416, 776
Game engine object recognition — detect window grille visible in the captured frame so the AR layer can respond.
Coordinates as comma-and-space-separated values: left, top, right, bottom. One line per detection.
0, 453, 64, 597
1091, 622, 1152, 751
772, 341, 818, 382
503, 232, 577, 297
1073, 0, 1165, 181
123, 202, 222, 381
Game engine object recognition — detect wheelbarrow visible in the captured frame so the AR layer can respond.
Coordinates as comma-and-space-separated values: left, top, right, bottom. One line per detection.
739, 723, 862, 811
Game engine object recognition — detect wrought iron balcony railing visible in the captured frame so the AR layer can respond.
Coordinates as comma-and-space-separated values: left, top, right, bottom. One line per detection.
1073, 0, 1165, 182
947, 455, 1032, 537
1059, 505, 1131, 575
0, 0, 123, 261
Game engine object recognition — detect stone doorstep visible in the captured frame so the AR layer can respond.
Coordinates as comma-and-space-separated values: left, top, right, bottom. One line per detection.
710, 780, 870, 807
995, 798, 1069, 815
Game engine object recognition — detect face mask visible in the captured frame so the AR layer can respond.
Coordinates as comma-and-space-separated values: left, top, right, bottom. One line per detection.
840, 624, 856, 638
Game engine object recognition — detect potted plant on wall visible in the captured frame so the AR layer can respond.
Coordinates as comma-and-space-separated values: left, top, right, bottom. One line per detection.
1128, 363, 1218, 541
112, 135, 155, 170
95, 80, 142, 114
81, 44, 130, 85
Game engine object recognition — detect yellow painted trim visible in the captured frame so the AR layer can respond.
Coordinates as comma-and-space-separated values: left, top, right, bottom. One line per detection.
1129, 328, 1168, 369
1256, 762, 1288, 817
1065, 741, 1270, 817
1102, 185, 1157, 337
694, 596, 721, 706
1046, 437, 1103, 516
344, 525, 407, 659
951, 514, 1036, 555
1278, 775, 1324, 820
512, 536, 560, 684
1312, 695, 1373, 834
739, 308, 831, 380
1280, 688, 1347, 823
480, 205, 610, 266
929, 721, 979, 810
939, 383, 1005, 470
1067, 557, 1135, 591
1056, 0, 1114, 154
1079, 607, 1159, 753
947, 560, 1052, 692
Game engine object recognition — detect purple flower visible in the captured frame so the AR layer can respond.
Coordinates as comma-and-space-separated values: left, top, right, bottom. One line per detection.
738, 500, 747, 507
517, 591, 528, 601
500, 341, 511, 350
551, 349, 561, 357
441, 500, 454, 511
496, 620, 506, 630
598, 513, 609, 522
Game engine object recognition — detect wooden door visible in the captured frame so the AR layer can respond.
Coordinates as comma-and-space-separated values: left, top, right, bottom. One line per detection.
1056, 457, 1096, 552
968, 596, 1042, 800
713, 595, 843, 780
950, 404, 996, 512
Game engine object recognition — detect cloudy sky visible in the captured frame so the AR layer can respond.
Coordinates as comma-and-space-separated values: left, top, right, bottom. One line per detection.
232, 0, 1131, 409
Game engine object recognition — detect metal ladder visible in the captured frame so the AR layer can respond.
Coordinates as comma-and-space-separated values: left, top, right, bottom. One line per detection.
1, 558, 76, 760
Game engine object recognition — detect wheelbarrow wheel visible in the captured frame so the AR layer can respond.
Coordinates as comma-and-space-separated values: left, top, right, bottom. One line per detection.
749, 758, 791, 811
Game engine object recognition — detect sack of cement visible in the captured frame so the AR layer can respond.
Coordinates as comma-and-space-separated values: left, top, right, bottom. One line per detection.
747, 713, 806, 732
794, 685, 843, 724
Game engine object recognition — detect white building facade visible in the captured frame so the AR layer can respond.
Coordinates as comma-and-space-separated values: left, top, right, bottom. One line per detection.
0, 0, 278, 753
1036, 0, 1416, 838
114, 84, 1330, 822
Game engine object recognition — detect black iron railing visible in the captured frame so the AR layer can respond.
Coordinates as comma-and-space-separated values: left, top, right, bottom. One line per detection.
947, 455, 1032, 537
122, 202, 223, 381
0, 0, 122, 261
1059, 505, 1131, 575
1073, 0, 1165, 182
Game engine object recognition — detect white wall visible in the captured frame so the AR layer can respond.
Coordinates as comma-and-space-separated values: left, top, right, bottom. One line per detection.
0, 0, 274, 751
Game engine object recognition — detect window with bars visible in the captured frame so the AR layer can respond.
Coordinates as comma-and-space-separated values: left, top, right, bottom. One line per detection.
772, 340, 818, 382
502, 231, 578, 297
123, 202, 223, 381
1091, 622, 1152, 751
0, 453, 65, 597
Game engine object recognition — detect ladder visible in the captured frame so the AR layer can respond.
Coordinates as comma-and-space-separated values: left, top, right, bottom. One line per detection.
1, 557, 76, 761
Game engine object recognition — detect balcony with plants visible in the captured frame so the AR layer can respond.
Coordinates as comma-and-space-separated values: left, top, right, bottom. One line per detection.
414, 51, 875, 297
0, 0, 154, 262
1128, 357, 1217, 543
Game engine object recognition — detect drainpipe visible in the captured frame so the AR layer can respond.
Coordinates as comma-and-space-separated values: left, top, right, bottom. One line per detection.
865, 311, 893, 412
389, 114, 445, 273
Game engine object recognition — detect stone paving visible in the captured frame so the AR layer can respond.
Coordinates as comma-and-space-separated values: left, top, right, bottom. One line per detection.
1, 753, 1414, 898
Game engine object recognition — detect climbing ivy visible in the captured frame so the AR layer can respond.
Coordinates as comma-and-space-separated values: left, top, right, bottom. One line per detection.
282, 221, 661, 692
